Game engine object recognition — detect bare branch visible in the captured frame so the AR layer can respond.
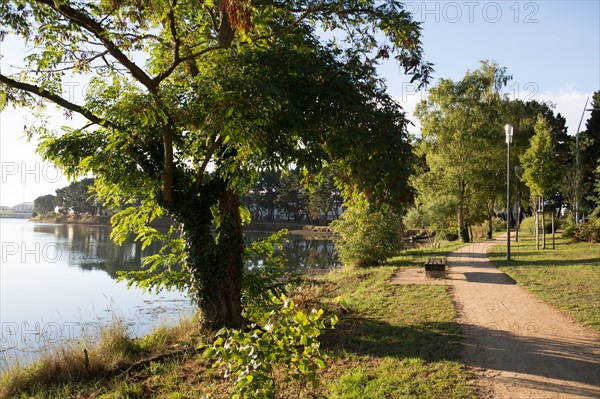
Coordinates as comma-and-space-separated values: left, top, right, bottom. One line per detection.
0, 73, 108, 128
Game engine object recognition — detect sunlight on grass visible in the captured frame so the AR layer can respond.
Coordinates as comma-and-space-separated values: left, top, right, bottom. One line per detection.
488, 231, 600, 332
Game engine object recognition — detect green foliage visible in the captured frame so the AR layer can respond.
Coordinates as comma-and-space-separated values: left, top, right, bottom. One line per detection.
54, 178, 98, 215
520, 215, 563, 235
521, 115, 561, 198
580, 92, 600, 211
1, 0, 430, 328
33, 194, 56, 215
274, 169, 310, 222
203, 297, 337, 399
241, 169, 281, 221
492, 217, 506, 232
413, 61, 512, 241
563, 218, 600, 243
404, 195, 457, 248
519, 216, 560, 235
587, 163, 600, 216
332, 202, 403, 267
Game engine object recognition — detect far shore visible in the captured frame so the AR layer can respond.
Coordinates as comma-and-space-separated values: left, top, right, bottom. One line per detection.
26, 213, 336, 237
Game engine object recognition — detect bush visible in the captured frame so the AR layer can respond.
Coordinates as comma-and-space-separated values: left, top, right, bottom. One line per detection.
439, 229, 458, 241
492, 217, 506, 232
563, 218, 600, 243
203, 297, 337, 398
332, 203, 403, 267
471, 224, 487, 240
519, 216, 560, 235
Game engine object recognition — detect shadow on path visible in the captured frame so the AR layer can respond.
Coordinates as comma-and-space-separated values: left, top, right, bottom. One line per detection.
462, 323, 600, 397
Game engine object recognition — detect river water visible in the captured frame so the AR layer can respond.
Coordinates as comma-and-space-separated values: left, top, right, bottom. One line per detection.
0, 219, 338, 368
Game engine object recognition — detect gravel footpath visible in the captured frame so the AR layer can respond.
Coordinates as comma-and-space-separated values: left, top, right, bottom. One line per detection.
448, 235, 600, 398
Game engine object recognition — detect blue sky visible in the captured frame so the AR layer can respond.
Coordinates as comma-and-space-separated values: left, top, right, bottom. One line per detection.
1, 0, 599, 207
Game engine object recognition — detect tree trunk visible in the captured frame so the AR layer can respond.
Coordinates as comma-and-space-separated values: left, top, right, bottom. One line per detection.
552, 211, 555, 250
176, 184, 244, 330
487, 200, 494, 239
542, 197, 546, 250
535, 197, 540, 250
457, 206, 469, 243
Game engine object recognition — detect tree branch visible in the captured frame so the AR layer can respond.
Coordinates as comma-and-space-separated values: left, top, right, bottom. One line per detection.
152, 0, 181, 85
195, 135, 223, 191
0, 73, 108, 128
35, 0, 157, 93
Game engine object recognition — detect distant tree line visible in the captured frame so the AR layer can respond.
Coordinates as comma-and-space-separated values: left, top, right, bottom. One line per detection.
35, 170, 344, 224
33, 178, 107, 216
241, 168, 343, 223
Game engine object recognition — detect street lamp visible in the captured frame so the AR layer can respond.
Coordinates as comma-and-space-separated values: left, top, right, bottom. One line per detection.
515, 165, 521, 242
505, 124, 513, 261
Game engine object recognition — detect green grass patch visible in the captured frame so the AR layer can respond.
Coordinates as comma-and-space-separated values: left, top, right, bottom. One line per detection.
488, 231, 600, 332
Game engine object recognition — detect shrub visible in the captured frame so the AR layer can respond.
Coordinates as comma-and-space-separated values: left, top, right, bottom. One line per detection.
332, 203, 403, 267
562, 224, 577, 240
519, 216, 560, 235
203, 297, 337, 398
564, 218, 600, 243
471, 224, 487, 240
492, 217, 506, 232
403, 196, 457, 248
242, 230, 303, 324
439, 229, 458, 241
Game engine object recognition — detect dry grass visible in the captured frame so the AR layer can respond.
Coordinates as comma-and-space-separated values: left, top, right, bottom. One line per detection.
0, 316, 202, 399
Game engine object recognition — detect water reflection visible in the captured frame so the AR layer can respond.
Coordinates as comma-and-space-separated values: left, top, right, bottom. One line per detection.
0, 220, 339, 369
32, 223, 164, 279
245, 232, 339, 273
30, 224, 340, 278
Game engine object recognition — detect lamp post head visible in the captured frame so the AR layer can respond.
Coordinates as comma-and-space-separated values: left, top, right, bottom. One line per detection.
505, 124, 513, 144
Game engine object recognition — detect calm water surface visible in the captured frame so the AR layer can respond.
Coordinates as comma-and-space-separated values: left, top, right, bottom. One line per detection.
0, 219, 192, 367
0, 219, 338, 368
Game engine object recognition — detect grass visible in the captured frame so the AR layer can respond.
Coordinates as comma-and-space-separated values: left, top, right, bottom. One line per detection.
1, 241, 478, 399
488, 230, 600, 333
0, 317, 208, 399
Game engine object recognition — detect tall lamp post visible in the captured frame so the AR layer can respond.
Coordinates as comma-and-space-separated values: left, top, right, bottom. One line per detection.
515, 165, 521, 242
505, 124, 513, 261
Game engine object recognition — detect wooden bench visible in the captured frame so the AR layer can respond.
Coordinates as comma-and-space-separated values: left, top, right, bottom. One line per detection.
424, 257, 446, 278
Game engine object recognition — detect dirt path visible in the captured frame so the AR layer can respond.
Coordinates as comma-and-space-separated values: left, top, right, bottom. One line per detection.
392, 235, 600, 398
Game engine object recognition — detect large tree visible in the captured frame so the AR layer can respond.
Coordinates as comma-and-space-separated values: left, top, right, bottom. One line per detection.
0, 0, 431, 329
55, 178, 97, 214
413, 61, 510, 242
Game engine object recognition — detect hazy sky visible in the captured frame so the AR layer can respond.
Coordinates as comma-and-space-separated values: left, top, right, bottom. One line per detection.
1, 0, 599, 207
